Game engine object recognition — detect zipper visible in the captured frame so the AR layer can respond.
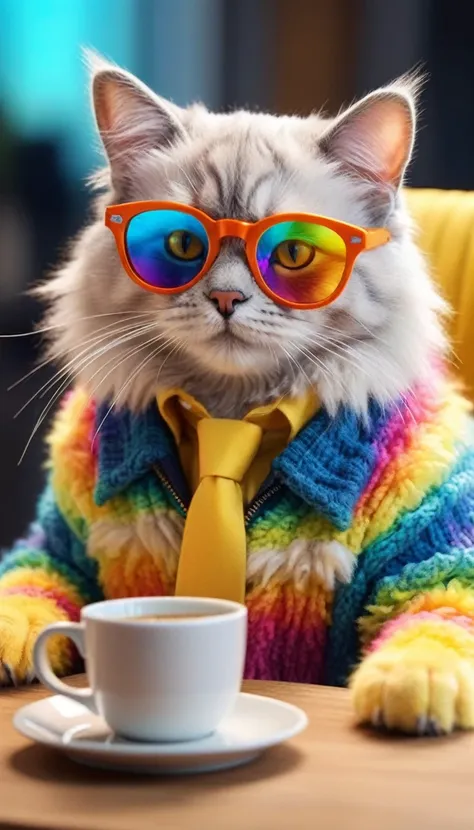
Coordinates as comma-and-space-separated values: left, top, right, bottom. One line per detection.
244, 481, 282, 525
153, 465, 188, 516
154, 464, 282, 524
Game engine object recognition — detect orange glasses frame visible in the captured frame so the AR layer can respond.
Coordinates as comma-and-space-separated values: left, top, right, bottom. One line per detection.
105, 201, 391, 311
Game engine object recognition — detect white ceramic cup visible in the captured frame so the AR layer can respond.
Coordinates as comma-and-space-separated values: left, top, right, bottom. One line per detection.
33, 596, 247, 742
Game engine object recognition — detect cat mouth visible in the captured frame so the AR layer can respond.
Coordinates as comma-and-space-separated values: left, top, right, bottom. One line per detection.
210, 326, 251, 347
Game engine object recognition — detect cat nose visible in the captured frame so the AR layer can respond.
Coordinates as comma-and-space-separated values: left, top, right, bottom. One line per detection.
208, 290, 247, 319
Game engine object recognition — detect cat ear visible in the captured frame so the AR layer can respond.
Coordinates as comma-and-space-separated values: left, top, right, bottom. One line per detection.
319, 80, 418, 190
86, 51, 186, 180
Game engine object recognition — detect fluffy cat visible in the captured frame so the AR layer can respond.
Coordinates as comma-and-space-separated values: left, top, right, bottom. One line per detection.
40, 55, 444, 419
1, 55, 474, 736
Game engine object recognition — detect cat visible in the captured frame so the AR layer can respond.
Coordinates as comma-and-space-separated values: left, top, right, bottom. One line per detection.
1, 52, 473, 736
41, 55, 444, 419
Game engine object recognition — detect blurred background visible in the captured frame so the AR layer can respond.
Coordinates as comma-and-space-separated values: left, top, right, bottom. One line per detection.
0, 0, 473, 546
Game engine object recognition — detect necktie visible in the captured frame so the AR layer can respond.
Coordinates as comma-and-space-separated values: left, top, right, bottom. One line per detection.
175, 418, 263, 603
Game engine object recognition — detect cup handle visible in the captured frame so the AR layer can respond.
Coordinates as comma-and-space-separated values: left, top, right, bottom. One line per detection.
33, 621, 98, 714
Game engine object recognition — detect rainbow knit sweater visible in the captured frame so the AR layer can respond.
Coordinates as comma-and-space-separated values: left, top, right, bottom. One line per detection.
1, 370, 474, 686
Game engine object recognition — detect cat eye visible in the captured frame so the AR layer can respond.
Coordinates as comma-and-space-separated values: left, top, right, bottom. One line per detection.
124, 208, 209, 290
272, 240, 315, 271
166, 230, 205, 262
105, 201, 390, 310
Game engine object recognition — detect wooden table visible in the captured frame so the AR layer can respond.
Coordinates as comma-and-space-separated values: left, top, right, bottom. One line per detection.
2, 677, 474, 830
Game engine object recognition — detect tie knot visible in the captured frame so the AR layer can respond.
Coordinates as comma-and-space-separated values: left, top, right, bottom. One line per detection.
197, 418, 263, 482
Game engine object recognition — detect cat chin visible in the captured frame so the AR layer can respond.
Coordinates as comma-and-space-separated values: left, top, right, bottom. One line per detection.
188, 335, 274, 377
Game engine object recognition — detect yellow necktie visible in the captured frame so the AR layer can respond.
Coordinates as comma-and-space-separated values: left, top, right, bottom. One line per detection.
175, 418, 263, 603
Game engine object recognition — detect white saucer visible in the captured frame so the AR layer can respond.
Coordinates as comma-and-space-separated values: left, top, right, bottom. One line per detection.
13, 692, 308, 774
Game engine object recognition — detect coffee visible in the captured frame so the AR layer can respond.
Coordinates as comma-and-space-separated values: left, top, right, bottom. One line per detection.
119, 613, 213, 622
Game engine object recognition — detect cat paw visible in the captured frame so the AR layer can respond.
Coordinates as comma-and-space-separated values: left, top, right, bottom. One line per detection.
0, 595, 70, 685
351, 637, 474, 734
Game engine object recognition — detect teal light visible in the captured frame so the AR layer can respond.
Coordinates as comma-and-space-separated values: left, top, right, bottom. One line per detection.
0, 0, 225, 181
0, 0, 137, 177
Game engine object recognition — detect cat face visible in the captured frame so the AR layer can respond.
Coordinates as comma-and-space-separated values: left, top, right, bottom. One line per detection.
41, 54, 445, 418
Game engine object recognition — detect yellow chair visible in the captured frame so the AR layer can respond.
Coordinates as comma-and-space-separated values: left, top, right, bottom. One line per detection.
405, 189, 474, 400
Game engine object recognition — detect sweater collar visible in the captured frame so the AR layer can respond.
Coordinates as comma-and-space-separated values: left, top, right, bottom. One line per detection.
94, 398, 389, 530
274, 400, 388, 529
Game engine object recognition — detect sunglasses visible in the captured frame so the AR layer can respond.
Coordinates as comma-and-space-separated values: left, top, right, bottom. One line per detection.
105, 201, 391, 311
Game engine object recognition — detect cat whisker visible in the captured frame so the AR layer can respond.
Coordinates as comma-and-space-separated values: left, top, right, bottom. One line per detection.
303, 330, 410, 394
302, 333, 419, 424
291, 342, 345, 392
299, 333, 379, 381
38, 321, 159, 394
38, 324, 163, 409
296, 315, 386, 346
313, 317, 389, 347
279, 344, 318, 394
13, 322, 159, 417
279, 345, 303, 385
88, 332, 175, 402
7, 313, 166, 390
7, 303, 195, 393
297, 326, 420, 419
287, 340, 330, 387
1, 309, 163, 340
16, 330, 175, 465
301, 333, 375, 367
93, 336, 180, 444
155, 339, 184, 386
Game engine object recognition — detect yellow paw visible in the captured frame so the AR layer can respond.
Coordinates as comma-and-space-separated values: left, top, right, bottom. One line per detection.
0, 595, 70, 685
351, 636, 474, 734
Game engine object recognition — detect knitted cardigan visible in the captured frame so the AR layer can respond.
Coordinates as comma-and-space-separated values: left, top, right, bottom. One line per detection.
1, 369, 473, 686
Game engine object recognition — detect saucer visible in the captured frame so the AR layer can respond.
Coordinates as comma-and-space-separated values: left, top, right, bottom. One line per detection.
13, 692, 308, 774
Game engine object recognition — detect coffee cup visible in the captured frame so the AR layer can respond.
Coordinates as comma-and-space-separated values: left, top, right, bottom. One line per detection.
33, 596, 247, 742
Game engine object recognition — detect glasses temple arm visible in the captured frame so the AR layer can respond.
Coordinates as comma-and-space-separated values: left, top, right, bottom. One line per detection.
364, 228, 391, 250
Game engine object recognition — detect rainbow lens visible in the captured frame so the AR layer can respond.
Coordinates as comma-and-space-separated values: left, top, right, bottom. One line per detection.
256, 221, 347, 306
125, 209, 209, 290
